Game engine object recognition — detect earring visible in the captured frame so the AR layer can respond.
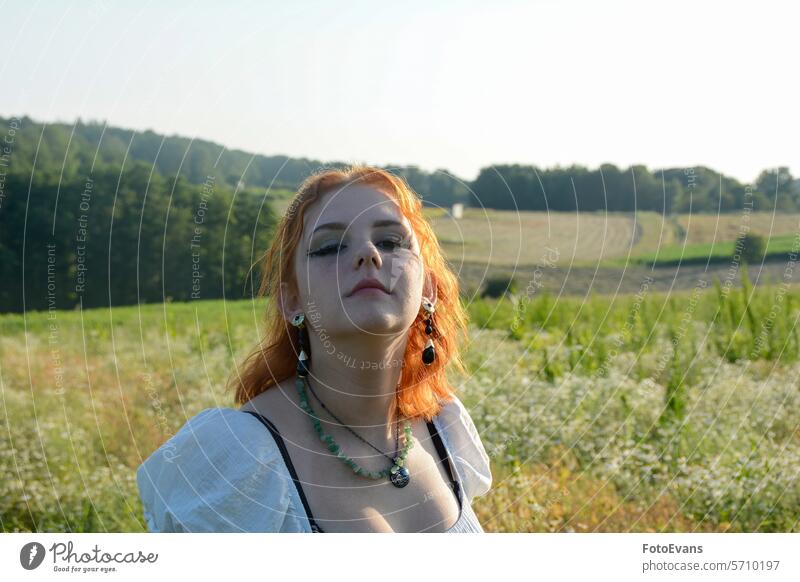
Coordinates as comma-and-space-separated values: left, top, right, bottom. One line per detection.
421, 300, 436, 365
290, 313, 310, 377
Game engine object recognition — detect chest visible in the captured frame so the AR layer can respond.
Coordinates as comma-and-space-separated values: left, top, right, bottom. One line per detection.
286, 419, 462, 533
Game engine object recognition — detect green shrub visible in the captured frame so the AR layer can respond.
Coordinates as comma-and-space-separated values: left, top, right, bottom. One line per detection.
481, 276, 518, 298
734, 232, 766, 263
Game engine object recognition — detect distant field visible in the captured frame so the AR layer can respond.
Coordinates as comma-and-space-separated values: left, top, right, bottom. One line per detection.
611, 233, 800, 267
428, 208, 638, 267
428, 209, 800, 269
630, 211, 681, 254
678, 213, 800, 245
610, 213, 800, 267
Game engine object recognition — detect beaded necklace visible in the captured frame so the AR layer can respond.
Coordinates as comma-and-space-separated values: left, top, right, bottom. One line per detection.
295, 375, 414, 488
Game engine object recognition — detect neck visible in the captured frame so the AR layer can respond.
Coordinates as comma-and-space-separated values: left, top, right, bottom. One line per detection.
300, 332, 408, 442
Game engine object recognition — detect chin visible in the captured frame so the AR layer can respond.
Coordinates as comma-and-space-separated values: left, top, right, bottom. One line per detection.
345, 311, 403, 334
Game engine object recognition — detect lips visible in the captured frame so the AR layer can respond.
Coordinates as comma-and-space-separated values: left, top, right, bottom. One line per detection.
347, 277, 389, 297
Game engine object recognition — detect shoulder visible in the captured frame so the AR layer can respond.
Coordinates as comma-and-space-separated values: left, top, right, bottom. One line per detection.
136, 407, 292, 532
433, 394, 493, 502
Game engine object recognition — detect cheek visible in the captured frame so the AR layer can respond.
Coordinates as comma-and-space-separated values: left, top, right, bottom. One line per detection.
300, 258, 340, 291
393, 258, 424, 298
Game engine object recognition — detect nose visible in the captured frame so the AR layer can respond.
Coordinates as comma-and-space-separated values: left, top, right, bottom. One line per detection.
353, 239, 383, 270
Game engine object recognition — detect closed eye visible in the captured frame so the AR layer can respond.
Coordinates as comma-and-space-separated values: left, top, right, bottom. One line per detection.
307, 243, 343, 257
378, 238, 405, 251
307, 237, 410, 258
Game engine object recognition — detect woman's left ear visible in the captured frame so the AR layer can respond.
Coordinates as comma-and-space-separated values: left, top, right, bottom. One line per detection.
422, 270, 438, 307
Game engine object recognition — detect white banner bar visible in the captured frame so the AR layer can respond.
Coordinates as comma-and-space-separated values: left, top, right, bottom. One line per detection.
2, 533, 798, 581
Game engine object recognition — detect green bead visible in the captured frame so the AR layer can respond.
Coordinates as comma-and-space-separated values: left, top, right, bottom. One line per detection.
390, 465, 399, 474
327, 443, 339, 453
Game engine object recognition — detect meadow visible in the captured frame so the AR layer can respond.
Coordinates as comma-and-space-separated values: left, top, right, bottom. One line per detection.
1, 266, 798, 532
426, 209, 800, 299
427, 208, 638, 267
423, 209, 800, 270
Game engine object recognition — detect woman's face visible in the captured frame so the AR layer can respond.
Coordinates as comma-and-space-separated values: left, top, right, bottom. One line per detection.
283, 184, 434, 341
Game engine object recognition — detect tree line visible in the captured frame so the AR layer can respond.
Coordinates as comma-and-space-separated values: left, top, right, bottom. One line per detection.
472, 164, 799, 213
0, 115, 472, 209
5, 115, 796, 214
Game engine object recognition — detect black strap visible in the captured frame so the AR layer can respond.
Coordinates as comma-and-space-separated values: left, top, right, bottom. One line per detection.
241, 410, 325, 532
426, 420, 463, 509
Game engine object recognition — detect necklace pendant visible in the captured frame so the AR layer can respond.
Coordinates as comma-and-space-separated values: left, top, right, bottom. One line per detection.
389, 465, 410, 488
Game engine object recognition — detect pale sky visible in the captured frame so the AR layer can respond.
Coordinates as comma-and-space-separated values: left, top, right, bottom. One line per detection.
2, 0, 798, 184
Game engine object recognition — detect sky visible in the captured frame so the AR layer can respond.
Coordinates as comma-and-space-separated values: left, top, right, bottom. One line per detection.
2, 0, 798, 184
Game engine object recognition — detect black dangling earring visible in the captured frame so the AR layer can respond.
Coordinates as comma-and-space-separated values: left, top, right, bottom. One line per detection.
421, 300, 436, 365
291, 313, 310, 377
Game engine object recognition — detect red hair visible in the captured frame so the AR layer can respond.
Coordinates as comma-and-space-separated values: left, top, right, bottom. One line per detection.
230, 165, 470, 421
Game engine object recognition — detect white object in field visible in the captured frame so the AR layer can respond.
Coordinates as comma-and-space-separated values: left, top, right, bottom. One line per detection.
451, 203, 464, 219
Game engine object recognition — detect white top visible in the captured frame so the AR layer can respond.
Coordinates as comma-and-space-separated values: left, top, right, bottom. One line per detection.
136, 394, 493, 533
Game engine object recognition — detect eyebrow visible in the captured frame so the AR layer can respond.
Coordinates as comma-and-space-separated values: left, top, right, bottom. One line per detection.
311, 219, 406, 236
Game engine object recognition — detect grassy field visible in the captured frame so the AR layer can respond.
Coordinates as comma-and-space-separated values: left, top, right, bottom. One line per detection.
427, 208, 638, 267
603, 233, 800, 268
2, 267, 799, 532
422, 209, 800, 274
677, 212, 800, 245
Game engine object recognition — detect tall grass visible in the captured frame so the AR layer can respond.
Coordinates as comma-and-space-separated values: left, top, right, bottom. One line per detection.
1, 276, 798, 532
463, 267, 800, 531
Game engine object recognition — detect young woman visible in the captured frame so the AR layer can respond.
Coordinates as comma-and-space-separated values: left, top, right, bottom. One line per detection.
137, 165, 492, 532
